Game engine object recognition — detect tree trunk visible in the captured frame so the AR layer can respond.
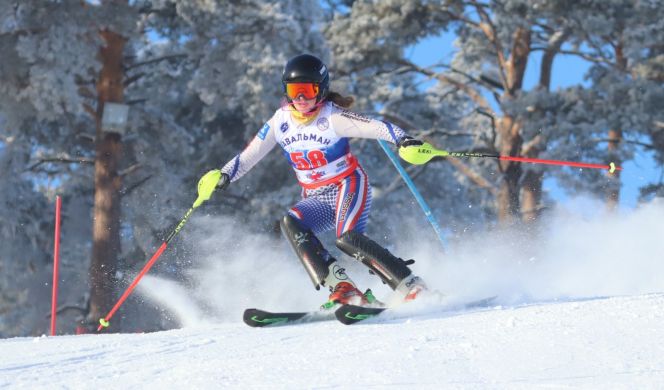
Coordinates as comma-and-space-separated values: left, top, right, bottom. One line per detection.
606, 128, 622, 210
496, 115, 523, 225
88, 30, 126, 329
521, 168, 543, 222
521, 30, 568, 223
605, 42, 627, 211
520, 138, 543, 223
496, 27, 530, 225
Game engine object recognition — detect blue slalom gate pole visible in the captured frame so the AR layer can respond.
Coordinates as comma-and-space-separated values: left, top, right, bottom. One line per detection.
378, 140, 447, 250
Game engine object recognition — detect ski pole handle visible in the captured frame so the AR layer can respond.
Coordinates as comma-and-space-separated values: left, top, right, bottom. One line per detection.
398, 142, 447, 165
194, 169, 222, 207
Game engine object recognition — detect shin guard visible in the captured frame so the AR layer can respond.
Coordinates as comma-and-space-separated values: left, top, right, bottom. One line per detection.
336, 231, 413, 290
280, 214, 332, 290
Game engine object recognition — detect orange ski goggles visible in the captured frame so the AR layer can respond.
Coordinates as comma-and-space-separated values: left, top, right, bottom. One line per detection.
285, 82, 319, 100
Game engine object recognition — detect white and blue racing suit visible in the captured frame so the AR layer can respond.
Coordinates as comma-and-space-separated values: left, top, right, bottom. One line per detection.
221, 101, 408, 237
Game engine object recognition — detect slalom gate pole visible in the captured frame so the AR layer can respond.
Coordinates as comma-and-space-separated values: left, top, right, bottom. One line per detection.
378, 140, 447, 250
97, 170, 222, 332
50, 195, 62, 336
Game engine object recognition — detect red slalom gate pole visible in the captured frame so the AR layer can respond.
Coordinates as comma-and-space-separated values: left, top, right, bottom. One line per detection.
50, 196, 62, 336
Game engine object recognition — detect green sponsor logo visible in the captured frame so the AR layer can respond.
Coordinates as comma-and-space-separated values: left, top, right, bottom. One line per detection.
251, 315, 288, 324
344, 312, 375, 321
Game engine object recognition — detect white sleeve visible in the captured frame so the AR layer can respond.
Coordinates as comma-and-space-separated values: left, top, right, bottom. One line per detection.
331, 109, 408, 144
221, 116, 278, 182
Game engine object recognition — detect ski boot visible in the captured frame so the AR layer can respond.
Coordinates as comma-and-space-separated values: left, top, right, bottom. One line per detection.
336, 231, 429, 302
399, 275, 428, 302
321, 281, 368, 309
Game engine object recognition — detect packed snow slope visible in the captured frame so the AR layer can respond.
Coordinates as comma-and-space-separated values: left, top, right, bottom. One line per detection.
3, 198, 664, 388
2, 293, 664, 389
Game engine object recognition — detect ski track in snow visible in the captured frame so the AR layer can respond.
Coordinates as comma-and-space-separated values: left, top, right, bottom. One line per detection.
2, 293, 664, 389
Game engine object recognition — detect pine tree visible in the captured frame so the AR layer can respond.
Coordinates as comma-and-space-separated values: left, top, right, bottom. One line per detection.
325, 0, 664, 226
0, 0, 328, 335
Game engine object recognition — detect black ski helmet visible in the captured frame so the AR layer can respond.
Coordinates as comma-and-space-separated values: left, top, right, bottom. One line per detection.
282, 54, 329, 102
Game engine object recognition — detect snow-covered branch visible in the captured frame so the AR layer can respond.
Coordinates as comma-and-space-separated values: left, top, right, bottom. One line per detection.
125, 54, 187, 71
26, 156, 94, 172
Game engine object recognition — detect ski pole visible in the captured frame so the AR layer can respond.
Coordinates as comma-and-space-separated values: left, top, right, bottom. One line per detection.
97, 170, 222, 332
400, 143, 622, 173
378, 140, 447, 250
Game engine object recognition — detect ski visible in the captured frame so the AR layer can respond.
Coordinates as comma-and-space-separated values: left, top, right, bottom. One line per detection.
242, 308, 336, 327
335, 305, 386, 325
335, 295, 498, 325
243, 288, 385, 327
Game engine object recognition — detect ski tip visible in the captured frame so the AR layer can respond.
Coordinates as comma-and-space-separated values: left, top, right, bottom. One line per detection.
242, 308, 313, 327
242, 308, 268, 328
334, 304, 385, 325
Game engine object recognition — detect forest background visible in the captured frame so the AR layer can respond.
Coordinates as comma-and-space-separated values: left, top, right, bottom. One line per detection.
1, 0, 662, 337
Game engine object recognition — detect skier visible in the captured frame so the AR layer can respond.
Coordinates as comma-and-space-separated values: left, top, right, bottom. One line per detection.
207, 54, 428, 308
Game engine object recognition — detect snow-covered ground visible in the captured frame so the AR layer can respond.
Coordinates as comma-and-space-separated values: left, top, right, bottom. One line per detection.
3, 198, 664, 389
2, 293, 664, 389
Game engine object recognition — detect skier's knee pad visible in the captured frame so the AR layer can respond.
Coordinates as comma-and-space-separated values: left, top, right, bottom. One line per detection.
280, 214, 332, 290
335, 230, 412, 290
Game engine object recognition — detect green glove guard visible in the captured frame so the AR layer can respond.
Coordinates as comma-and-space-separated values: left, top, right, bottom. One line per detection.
398, 142, 448, 165
194, 169, 222, 208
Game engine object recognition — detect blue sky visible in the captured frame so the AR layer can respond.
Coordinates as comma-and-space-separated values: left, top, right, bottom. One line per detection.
406, 32, 660, 210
